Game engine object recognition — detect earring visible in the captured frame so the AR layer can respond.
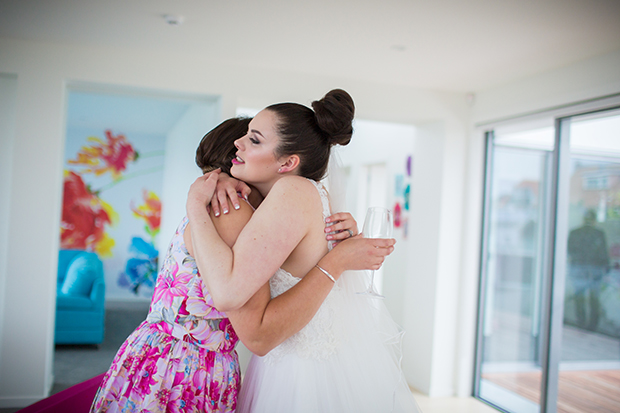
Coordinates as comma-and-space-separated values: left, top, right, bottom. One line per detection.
278, 167, 283, 173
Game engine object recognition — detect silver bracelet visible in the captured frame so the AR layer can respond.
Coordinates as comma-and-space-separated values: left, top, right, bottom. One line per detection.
315, 264, 336, 283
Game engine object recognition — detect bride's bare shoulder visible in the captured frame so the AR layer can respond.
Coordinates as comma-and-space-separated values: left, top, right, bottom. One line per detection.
266, 176, 317, 203
271, 175, 314, 191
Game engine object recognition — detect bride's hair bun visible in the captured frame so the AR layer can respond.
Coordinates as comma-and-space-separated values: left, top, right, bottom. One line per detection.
266, 88, 355, 181
311, 89, 355, 147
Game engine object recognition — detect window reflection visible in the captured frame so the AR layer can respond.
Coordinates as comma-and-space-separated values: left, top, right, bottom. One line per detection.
558, 111, 620, 412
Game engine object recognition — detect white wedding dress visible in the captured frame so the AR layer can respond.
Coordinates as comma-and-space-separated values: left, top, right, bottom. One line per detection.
236, 180, 420, 413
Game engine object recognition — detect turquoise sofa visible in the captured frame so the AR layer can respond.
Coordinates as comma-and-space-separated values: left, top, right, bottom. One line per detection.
55, 250, 106, 344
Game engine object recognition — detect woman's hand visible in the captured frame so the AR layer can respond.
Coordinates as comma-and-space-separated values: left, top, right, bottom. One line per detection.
324, 212, 359, 244
323, 235, 395, 273
186, 170, 220, 217
210, 173, 252, 217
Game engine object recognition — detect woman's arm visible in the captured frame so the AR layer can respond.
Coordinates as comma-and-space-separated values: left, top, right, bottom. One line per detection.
187, 173, 325, 311
200, 196, 394, 356
226, 237, 394, 356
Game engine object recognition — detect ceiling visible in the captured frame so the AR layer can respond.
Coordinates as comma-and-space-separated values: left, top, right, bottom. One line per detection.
1, 0, 620, 93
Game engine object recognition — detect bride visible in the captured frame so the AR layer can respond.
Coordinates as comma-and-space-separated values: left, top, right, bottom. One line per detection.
187, 89, 419, 412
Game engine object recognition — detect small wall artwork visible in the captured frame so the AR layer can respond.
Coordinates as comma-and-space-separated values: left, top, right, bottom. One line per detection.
61, 129, 165, 299
393, 155, 412, 238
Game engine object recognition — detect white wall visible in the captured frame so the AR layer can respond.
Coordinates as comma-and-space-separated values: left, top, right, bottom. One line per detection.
0, 36, 470, 406
400, 120, 470, 396
0, 51, 67, 405
338, 119, 416, 326
472, 50, 620, 125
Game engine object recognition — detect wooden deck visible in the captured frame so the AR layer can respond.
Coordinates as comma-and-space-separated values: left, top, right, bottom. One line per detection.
483, 370, 620, 412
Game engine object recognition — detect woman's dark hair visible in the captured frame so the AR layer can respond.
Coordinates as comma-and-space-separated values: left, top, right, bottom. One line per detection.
266, 89, 355, 181
196, 117, 251, 175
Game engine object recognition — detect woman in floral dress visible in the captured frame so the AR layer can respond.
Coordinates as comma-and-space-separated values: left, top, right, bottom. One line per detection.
90, 117, 388, 413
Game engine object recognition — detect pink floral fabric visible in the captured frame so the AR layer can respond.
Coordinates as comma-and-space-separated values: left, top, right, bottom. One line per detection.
91, 217, 240, 412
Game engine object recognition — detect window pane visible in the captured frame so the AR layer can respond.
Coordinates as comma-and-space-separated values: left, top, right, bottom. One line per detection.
560, 110, 620, 413
478, 129, 553, 412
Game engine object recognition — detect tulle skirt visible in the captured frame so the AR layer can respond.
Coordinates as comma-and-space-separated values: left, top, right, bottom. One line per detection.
236, 270, 420, 413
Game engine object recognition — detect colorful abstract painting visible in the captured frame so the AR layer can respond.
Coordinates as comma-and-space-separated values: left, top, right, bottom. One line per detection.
117, 190, 161, 294
61, 129, 164, 299
393, 155, 412, 238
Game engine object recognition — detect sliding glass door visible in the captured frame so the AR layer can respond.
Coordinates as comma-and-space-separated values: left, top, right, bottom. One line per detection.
558, 111, 620, 412
476, 125, 555, 413
475, 105, 620, 413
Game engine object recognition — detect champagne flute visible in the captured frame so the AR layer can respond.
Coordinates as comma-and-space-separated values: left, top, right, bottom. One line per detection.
357, 207, 393, 298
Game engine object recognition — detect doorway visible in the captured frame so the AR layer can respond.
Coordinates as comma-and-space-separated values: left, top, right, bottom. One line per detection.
53, 83, 219, 391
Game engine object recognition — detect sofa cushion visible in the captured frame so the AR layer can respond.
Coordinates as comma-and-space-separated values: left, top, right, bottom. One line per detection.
57, 249, 84, 285
56, 294, 95, 310
61, 254, 100, 296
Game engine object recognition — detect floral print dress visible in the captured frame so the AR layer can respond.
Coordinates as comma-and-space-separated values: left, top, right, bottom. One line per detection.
91, 217, 240, 413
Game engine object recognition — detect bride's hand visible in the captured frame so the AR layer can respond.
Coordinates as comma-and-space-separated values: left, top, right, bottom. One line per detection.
186, 170, 220, 217
324, 212, 359, 244
210, 172, 252, 217
327, 235, 395, 272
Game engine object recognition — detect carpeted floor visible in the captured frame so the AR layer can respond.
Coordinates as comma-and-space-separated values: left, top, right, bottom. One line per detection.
0, 300, 149, 413
51, 300, 150, 396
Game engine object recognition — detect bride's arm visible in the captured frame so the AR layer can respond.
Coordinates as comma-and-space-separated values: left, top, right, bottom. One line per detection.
226, 237, 393, 356
194, 198, 394, 356
187, 174, 321, 311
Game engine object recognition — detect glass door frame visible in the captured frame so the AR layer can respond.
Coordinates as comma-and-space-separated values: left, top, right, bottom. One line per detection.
472, 129, 494, 404
473, 94, 620, 413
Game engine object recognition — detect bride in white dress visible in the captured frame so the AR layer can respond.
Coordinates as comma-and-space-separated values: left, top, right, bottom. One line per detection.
187, 89, 419, 412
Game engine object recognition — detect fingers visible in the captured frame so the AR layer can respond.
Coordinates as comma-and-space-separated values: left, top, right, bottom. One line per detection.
325, 221, 355, 234
189, 171, 219, 199
210, 197, 222, 217
325, 214, 358, 233
327, 234, 396, 272
367, 246, 395, 270
215, 187, 232, 215
187, 172, 220, 217
325, 212, 359, 241
218, 173, 240, 212
325, 212, 352, 224
202, 168, 221, 179
363, 238, 395, 269
210, 171, 246, 215
367, 237, 396, 248
202, 171, 219, 194
227, 186, 241, 211
326, 229, 354, 241
200, 171, 221, 216
373, 245, 395, 257
235, 181, 252, 202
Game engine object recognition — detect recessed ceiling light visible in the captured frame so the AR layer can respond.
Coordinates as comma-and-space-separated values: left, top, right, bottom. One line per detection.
163, 14, 184, 26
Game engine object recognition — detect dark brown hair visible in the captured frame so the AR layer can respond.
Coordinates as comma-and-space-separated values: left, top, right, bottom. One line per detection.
267, 89, 354, 181
195, 117, 251, 175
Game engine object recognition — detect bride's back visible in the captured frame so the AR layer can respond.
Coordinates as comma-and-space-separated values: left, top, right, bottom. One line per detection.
267, 176, 330, 281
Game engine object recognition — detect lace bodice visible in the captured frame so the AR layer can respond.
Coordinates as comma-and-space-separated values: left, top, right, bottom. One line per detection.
263, 179, 343, 363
